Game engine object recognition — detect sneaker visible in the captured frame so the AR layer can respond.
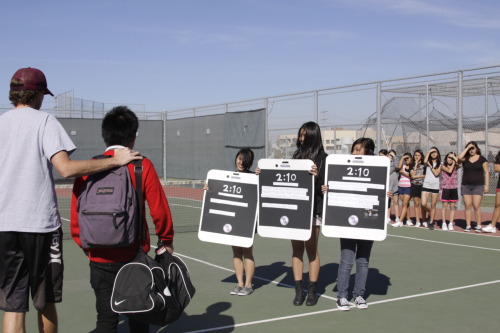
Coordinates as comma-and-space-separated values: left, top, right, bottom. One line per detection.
238, 286, 254, 296
385, 217, 391, 224
354, 296, 368, 309
428, 222, 435, 230
464, 226, 471, 232
442, 222, 448, 231
406, 221, 414, 227
395, 217, 401, 223
230, 285, 242, 295
448, 223, 454, 231
482, 225, 497, 233
415, 221, 421, 228
422, 222, 428, 228
336, 298, 350, 311
391, 221, 401, 227
475, 226, 482, 233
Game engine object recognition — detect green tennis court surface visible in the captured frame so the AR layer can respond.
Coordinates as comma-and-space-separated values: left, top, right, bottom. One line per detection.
3, 188, 500, 332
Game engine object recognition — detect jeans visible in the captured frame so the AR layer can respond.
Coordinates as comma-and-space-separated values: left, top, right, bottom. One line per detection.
336, 238, 374, 299
89, 261, 148, 333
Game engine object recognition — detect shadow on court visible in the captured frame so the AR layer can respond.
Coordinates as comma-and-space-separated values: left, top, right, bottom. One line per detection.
329, 267, 391, 300
221, 261, 290, 291
216, 260, 390, 300
111, 303, 234, 333
155, 302, 235, 333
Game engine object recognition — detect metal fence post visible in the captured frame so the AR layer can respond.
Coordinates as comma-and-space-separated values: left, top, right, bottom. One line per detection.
426, 84, 430, 151
163, 110, 167, 182
457, 71, 464, 209
485, 76, 489, 157
314, 90, 318, 124
265, 98, 269, 157
376, 82, 381, 150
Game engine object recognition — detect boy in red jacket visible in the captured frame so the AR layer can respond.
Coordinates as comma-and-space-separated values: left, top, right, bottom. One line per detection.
71, 106, 174, 333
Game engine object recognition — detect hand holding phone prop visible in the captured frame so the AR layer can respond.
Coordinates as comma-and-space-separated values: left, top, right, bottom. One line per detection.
198, 170, 258, 247
257, 159, 314, 241
322, 155, 389, 241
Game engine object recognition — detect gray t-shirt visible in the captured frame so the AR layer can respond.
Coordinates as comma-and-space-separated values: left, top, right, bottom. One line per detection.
388, 159, 399, 193
0, 107, 76, 232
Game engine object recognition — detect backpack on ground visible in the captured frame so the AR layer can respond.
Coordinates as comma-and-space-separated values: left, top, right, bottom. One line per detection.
77, 157, 142, 248
111, 247, 196, 326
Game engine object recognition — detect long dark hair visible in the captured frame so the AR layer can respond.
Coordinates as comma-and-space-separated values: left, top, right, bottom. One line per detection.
235, 148, 254, 172
464, 141, 482, 160
428, 146, 441, 168
443, 152, 454, 167
402, 152, 412, 168
351, 137, 375, 156
413, 149, 424, 165
292, 121, 325, 162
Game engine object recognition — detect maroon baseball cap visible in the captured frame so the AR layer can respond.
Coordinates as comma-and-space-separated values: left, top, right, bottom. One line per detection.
10, 67, 54, 96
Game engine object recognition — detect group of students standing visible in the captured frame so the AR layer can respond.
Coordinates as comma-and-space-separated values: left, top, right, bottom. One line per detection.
382, 141, 498, 233
228, 121, 377, 311
228, 123, 500, 314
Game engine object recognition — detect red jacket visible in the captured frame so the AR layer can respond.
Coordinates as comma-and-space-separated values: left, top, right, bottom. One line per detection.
70, 150, 174, 263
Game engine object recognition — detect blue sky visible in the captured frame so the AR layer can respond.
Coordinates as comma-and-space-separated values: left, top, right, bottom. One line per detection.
1, 0, 499, 114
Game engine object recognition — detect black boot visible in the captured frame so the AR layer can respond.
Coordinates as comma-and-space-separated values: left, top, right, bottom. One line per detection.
306, 282, 318, 306
293, 281, 305, 306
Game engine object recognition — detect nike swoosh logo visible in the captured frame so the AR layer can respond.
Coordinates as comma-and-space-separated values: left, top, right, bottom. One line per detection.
114, 299, 126, 306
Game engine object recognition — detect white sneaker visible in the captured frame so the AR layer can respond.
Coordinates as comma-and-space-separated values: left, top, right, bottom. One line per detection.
406, 221, 414, 227
422, 222, 428, 228
337, 297, 350, 311
415, 221, 421, 228
386, 217, 391, 224
395, 217, 401, 223
475, 225, 482, 233
442, 222, 448, 231
448, 223, 454, 231
354, 296, 368, 309
391, 221, 403, 227
482, 224, 497, 233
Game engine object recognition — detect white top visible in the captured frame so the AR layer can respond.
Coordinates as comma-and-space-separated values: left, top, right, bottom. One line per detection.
423, 162, 440, 190
0, 107, 76, 232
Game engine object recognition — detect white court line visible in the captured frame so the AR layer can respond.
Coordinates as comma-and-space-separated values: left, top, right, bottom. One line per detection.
169, 203, 202, 209
388, 234, 500, 252
183, 279, 500, 333
174, 253, 340, 302
59, 224, 498, 331
185, 308, 343, 333
172, 250, 500, 332
168, 197, 203, 203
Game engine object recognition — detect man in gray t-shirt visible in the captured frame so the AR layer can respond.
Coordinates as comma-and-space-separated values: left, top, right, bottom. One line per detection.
0, 68, 142, 333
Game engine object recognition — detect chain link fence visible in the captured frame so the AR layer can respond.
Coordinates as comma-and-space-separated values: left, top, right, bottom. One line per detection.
3, 65, 500, 233
167, 65, 500, 216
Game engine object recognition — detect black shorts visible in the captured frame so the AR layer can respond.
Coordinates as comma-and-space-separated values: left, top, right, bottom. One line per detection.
0, 227, 63, 312
410, 184, 423, 198
441, 188, 459, 202
422, 187, 439, 194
